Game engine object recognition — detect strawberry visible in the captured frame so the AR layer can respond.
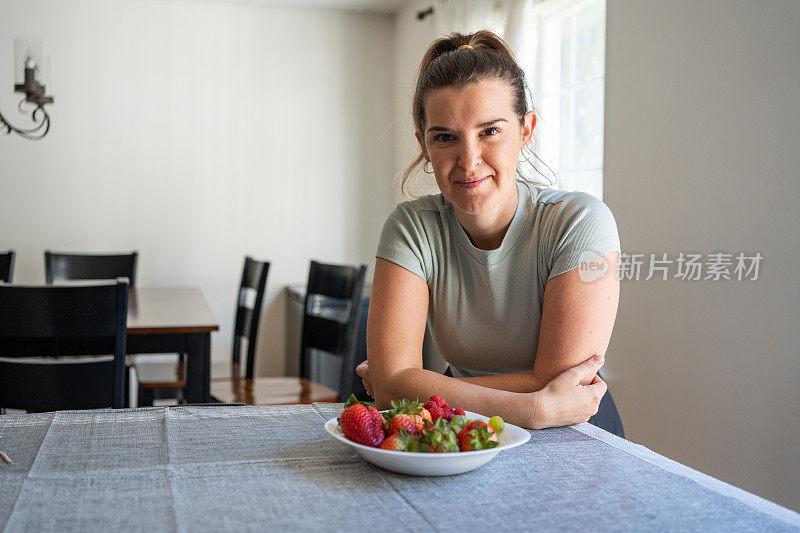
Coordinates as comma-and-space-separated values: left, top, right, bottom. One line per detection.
340, 394, 385, 447
453, 407, 465, 416
384, 398, 431, 433
380, 430, 417, 451
420, 418, 459, 453
423, 396, 461, 421
441, 404, 456, 421
424, 402, 445, 421
387, 413, 425, 436
387, 398, 430, 419
428, 395, 447, 408
457, 420, 497, 451
457, 420, 493, 435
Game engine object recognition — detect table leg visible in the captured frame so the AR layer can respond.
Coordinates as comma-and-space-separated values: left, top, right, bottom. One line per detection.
185, 333, 211, 403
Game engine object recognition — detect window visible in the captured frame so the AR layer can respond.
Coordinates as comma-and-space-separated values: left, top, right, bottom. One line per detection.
520, 0, 606, 199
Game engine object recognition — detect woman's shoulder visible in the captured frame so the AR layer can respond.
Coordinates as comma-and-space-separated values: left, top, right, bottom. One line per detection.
525, 184, 615, 223
386, 192, 451, 229
378, 193, 449, 283
529, 184, 608, 210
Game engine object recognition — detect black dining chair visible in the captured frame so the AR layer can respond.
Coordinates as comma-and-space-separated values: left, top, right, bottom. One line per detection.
0, 250, 14, 282
45, 250, 138, 285
301, 260, 368, 402
136, 256, 271, 405
211, 260, 366, 405
43, 250, 140, 405
0, 280, 128, 412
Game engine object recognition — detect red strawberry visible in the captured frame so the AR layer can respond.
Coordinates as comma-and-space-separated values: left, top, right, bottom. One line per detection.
420, 418, 459, 453
380, 430, 416, 451
386, 398, 430, 420
441, 404, 456, 421
458, 420, 491, 435
340, 396, 385, 447
428, 395, 447, 408
387, 413, 425, 436
423, 402, 445, 421
456, 420, 497, 451
453, 407, 465, 416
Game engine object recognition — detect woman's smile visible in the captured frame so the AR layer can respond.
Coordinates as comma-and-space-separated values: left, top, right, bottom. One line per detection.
455, 175, 491, 188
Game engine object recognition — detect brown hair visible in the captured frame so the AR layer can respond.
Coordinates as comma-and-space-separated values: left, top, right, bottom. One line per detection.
402, 30, 554, 197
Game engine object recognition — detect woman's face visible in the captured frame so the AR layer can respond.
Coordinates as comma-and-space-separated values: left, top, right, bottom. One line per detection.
416, 78, 535, 217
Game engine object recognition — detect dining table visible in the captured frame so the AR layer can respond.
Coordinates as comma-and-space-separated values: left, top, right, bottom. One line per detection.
125, 287, 219, 404
0, 404, 798, 531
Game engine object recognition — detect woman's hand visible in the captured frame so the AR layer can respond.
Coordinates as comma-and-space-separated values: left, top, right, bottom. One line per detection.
535, 355, 607, 429
356, 360, 374, 399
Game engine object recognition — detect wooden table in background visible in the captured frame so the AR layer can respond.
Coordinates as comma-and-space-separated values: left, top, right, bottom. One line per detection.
127, 287, 218, 403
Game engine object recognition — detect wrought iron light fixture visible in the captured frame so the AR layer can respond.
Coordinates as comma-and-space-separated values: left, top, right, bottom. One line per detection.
0, 39, 54, 140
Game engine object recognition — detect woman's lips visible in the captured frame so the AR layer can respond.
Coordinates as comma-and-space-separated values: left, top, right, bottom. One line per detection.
455, 176, 490, 189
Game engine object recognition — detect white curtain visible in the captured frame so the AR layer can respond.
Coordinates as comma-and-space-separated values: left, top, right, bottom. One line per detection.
434, 0, 509, 36
434, 0, 538, 64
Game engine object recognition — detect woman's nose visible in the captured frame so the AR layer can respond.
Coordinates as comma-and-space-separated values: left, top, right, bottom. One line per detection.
458, 140, 482, 171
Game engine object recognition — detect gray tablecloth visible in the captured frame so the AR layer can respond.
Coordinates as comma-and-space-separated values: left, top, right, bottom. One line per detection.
1, 404, 798, 532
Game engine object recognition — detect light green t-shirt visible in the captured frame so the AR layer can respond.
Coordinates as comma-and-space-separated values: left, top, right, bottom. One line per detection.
375, 180, 621, 378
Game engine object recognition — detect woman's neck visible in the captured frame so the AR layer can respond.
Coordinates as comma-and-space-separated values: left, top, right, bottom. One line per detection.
454, 185, 519, 251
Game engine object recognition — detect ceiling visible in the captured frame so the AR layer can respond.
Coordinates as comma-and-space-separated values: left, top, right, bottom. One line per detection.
184, 0, 408, 14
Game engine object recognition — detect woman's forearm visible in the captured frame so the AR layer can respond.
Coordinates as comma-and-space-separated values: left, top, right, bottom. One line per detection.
375, 366, 548, 429
454, 372, 546, 393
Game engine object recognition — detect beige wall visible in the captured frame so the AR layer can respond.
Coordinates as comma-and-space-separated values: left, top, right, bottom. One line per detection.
604, 0, 800, 511
0, 0, 395, 377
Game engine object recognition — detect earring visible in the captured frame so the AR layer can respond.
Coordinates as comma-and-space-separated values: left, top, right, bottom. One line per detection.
423, 161, 434, 174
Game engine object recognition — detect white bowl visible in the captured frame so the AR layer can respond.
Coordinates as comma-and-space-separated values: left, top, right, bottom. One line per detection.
324, 410, 530, 476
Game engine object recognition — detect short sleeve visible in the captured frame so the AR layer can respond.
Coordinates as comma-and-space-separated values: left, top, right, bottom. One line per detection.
547, 193, 621, 282
375, 203, 431, 282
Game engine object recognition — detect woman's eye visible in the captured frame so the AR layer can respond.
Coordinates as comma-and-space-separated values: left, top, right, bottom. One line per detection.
483, 126, 500, 136
433, 133, 453, 143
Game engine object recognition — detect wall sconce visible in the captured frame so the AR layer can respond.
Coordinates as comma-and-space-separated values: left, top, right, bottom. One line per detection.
0, 38, 55, 140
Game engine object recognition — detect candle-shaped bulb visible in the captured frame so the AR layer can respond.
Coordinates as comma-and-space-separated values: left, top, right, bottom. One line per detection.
24, 52, 37, 84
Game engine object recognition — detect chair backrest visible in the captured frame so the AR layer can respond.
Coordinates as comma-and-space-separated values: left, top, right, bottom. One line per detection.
299, 260, 367, 401
44, 250, 138, 286
232, 256, 270, 380
0, 250, 14, 282
0, 280, 128, 412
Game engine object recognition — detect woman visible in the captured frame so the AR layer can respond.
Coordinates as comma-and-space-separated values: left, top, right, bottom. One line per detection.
357, 30, 624, 436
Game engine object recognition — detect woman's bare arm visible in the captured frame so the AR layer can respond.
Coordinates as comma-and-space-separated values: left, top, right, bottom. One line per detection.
530, 252, 619, 385
453, 252, 620, 392
367, 257, 608, 429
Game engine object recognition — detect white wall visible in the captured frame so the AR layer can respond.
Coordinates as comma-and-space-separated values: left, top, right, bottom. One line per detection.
0, 0, 394, 377
604, 0, 800, 511
391, 0, 439, 203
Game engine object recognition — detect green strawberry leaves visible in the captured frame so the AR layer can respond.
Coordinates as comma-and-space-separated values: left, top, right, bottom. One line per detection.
345, 393, 370, 409
384, 397, 423, 421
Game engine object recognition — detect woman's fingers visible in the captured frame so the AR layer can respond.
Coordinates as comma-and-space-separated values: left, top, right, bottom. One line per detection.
356, 361, 374, 398
567, 354, 604, 386
589, 375, 608, 400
